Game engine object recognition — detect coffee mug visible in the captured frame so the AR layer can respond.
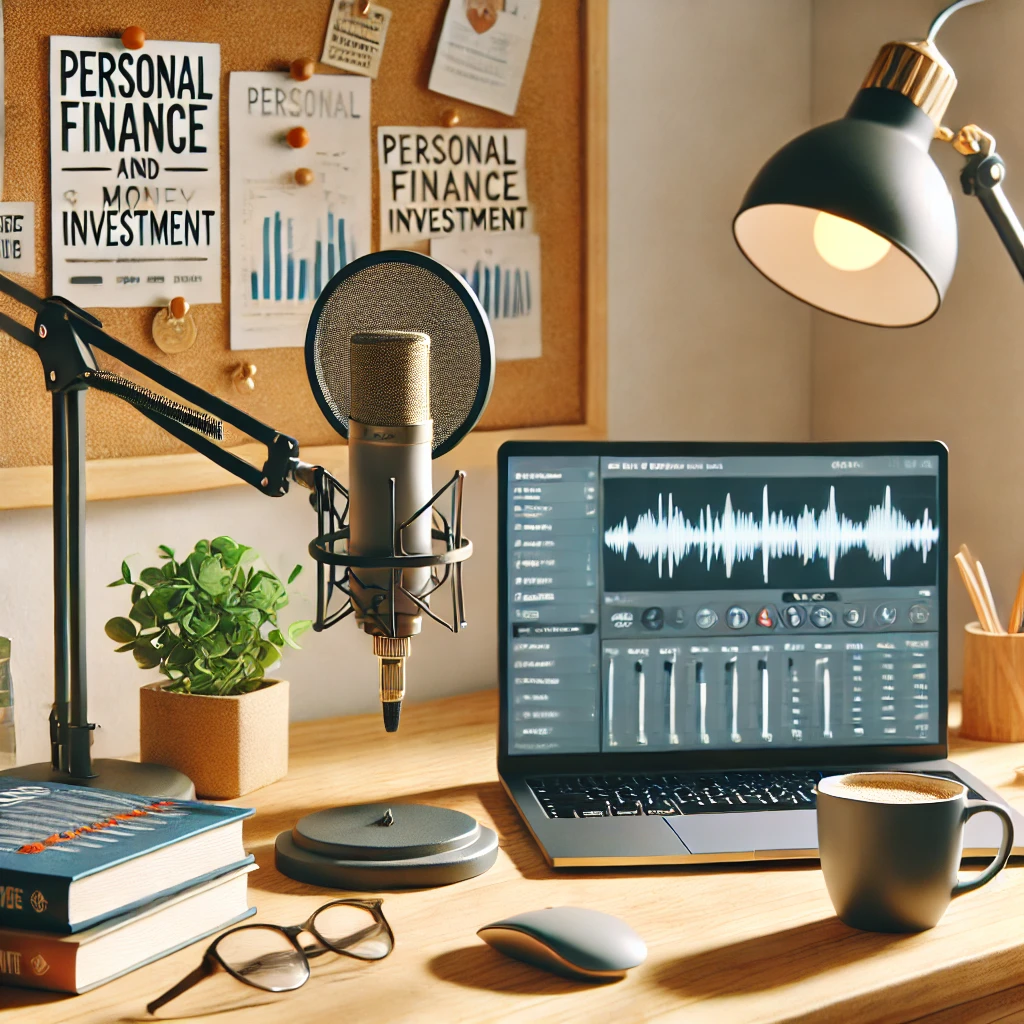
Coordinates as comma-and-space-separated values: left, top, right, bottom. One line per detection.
816, 772, 1014, 932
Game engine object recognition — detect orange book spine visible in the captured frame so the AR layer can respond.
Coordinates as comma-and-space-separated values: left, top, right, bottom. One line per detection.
0, 933, 79, 993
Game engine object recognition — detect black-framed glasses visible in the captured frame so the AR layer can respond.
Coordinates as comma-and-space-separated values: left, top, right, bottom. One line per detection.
147, 898, 393, 1014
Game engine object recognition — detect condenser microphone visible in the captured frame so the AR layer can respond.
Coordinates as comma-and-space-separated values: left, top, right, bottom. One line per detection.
301, 250, 495, 733
347, 331, 434, 731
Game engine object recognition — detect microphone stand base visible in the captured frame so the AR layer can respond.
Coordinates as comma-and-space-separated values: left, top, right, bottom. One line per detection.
275, 802, 498, 890
0, 758, 195, 799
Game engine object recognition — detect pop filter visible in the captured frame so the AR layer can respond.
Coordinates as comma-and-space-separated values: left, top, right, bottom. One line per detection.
305, 251, 495, 458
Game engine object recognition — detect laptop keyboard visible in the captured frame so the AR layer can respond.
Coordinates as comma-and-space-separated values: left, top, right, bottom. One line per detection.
526, 769, 984, 819
528, 770, 824, 818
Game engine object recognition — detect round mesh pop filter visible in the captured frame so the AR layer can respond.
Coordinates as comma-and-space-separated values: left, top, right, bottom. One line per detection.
305, 251, 495, 458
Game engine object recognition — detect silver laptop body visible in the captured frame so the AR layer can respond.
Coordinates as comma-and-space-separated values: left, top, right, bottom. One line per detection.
497, 441, 1024, 866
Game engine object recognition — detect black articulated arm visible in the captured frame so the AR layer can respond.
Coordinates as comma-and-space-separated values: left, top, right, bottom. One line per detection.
0, 273, 301, 495
956, 125, 1024, 284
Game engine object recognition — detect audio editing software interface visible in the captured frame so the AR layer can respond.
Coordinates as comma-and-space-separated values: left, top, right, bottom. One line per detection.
505, 452, 942, 755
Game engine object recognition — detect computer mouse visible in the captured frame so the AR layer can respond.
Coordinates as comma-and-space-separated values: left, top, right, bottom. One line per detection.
477, 907, 647, 981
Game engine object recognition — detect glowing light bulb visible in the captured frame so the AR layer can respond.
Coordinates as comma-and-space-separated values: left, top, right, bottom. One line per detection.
813, 211, 891, 271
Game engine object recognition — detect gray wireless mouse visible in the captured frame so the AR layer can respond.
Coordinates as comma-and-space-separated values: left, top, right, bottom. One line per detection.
477, 907, 647, 981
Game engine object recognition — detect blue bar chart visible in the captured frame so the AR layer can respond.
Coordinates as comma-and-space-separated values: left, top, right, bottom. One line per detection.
248, 208, 353, 304
432, 233, 542, 361
459, 261, 532, 320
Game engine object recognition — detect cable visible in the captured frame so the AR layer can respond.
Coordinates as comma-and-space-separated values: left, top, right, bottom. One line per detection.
928, 0, 988, 42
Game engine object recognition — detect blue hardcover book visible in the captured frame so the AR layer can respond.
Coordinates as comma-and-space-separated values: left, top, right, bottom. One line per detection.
0, 778, 253, 934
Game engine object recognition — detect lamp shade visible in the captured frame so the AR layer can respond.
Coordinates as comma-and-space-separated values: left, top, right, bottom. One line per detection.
734, 88, 958, 327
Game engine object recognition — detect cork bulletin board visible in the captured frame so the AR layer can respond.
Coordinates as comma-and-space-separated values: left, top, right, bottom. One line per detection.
0, 0, 607, 508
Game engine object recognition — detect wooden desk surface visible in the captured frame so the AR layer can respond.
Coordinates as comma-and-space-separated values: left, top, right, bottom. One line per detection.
4, 692, 1024, 1024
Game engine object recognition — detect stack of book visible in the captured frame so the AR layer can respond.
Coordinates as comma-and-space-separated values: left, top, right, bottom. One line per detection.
0, 777, 255, 994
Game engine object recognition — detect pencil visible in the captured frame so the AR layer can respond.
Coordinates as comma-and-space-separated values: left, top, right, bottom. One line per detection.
954, 552, 997, 633
974, 560, 1006, 635
959, 543, 978, 575
1009, 569, 1024, 633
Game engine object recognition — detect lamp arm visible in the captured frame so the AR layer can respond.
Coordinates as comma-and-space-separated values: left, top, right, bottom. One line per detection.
957, 128, 1024, 284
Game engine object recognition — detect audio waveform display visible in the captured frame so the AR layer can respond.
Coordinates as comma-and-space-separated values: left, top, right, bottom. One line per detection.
602, 477, 941, 591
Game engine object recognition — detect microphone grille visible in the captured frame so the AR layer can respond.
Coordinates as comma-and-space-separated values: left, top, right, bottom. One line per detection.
349, 331, 430, 427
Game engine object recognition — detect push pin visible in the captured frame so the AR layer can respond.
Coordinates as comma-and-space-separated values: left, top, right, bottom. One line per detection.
151, 296, 197, 354
442, 108, 460, 128
294, 167, 315, 186
233, 362, 258, 394
290, 57, 315, 81
121, 26, 146, 50
286, 126, 310, 149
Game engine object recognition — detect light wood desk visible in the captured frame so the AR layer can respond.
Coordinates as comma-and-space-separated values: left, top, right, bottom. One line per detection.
4, 692, 1024, 1024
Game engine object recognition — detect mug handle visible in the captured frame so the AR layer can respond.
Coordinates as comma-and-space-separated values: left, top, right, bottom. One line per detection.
951, 800, 1015, 897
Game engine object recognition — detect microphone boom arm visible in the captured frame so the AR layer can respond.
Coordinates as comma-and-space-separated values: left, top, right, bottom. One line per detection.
0, 275, 308, 779
1, 277, 301, 496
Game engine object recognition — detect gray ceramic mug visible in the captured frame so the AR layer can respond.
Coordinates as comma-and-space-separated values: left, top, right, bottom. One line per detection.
816, 771, 1014, 932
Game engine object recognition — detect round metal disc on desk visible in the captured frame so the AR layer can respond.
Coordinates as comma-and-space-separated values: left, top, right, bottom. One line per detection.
275, 803, 498, 889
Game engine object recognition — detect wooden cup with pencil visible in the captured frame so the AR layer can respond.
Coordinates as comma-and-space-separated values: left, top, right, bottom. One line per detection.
958, 543, 1024, 741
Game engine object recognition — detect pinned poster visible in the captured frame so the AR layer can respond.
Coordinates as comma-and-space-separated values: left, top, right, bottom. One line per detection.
49, 37, 221, 308
378, 126, 529, 249
0, 203, 34, 274
428, 0, 541, 116
432, 232, 541, 360
228, 72, 371, 349
321, 0, 392, 79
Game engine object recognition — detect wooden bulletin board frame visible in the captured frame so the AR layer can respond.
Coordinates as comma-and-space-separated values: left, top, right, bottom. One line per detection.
0, 0, 606, 511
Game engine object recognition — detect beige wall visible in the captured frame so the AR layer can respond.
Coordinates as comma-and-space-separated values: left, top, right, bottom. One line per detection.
608, 0, 813, 441
811, 0, 1024, 683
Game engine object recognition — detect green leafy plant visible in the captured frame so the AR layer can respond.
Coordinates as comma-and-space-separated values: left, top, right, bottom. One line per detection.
105, 538, 311, 696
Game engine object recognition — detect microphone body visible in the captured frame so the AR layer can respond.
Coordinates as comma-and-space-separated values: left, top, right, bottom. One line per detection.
347, 331, 435, 731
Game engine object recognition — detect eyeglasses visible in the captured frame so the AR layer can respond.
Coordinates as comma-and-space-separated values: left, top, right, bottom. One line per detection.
147, 898, 393, 1014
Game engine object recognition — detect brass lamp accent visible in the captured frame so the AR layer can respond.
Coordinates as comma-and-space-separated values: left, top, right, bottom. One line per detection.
861, 39, 957, 127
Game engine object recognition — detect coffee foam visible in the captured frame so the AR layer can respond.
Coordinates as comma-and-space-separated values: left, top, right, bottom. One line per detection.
819, 773, 961, 804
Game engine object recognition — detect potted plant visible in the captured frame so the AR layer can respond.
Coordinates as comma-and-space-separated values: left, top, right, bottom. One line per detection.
105, 537, 310, 799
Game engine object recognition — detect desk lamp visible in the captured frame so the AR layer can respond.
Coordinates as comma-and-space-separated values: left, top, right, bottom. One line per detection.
733, 0, 1020, 327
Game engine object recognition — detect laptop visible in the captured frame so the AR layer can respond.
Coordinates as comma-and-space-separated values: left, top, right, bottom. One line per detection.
497, 440, 1024, 866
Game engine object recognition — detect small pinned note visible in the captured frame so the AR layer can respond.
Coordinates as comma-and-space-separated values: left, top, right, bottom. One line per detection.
0, 203, 34, 274
429, 0, 540, 115
320, 0, 392, 79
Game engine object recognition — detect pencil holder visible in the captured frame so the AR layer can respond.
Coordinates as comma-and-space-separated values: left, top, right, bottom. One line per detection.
961, 622, 1024, 741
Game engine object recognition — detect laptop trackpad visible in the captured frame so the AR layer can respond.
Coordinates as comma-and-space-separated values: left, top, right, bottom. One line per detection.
668, 810, 819, 855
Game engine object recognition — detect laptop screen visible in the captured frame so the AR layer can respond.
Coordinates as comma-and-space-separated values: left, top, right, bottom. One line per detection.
500, 443, 947, 763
